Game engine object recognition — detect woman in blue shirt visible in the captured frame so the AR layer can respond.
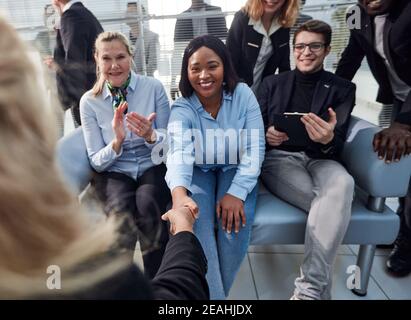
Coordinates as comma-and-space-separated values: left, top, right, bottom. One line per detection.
166, 35, 265, 299
80, 31, 171, 279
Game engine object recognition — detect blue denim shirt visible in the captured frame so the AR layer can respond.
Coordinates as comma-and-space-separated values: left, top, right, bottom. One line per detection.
80, 71, 170, 180
165, 82, 265, 201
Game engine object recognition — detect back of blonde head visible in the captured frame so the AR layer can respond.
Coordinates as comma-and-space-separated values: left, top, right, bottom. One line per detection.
243, 0, 300, 27
0, 16, 122, 298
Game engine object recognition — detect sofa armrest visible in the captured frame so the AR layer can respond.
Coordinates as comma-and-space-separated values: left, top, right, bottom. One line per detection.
341, 117, 411, 197
56, 127, 93, 194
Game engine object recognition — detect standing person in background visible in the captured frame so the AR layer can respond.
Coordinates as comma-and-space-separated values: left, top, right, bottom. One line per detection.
226, 0, 300, 93
46, 0, 103, 128
294, 0, 312, 28
126, 2, 159, 77
36, 4, 65, 138
34, 4, 56, 58
166, 35, 265, 299
80, 31, 171, 279
0, 15, 208, 300
170, 0, 228, 100
173, 0, 227, 43
335, 0, 411, 277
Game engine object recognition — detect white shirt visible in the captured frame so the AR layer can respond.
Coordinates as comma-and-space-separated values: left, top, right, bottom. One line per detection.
63, 0, 82, 13
249, 17, 281, 93
374, 14, 410, 102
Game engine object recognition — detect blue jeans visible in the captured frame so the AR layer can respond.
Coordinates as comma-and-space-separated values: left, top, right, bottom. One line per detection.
190, 166, 258, 299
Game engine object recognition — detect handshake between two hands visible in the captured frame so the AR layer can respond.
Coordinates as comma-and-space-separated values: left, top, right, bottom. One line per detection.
161, 205, 198, 236
164, 190, 247, 236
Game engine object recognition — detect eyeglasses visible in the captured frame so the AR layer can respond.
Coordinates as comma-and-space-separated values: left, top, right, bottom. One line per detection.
293, 42, 326, 52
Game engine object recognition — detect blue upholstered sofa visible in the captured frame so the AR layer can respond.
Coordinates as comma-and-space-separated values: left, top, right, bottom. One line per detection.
57, 116, 411, 297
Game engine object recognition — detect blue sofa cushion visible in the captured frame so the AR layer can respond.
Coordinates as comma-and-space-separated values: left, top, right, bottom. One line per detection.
56, 127, 93, 193
251, 189, 400, 245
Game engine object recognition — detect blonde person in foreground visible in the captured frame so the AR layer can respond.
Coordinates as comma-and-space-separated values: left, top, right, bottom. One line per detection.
0, 16, 208, 300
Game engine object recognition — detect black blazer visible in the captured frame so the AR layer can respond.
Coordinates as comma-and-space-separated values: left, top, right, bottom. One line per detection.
335, 1, 411, 124
174, 4, 227, 42
35, 232, 209, 300
226, 10, 291, 87
54, 2, 103, 113
258, 70, 356, 159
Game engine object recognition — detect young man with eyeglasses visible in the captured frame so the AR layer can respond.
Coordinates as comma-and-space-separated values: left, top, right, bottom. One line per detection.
257, 20, 356, 300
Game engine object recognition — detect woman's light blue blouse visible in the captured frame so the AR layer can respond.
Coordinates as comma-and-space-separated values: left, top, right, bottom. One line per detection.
165, 82, 265, 201
80, 71, 170, 180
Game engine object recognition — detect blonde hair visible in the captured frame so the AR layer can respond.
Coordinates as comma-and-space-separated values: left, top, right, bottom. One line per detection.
242, 0, 300, 28
92, 31, 134, 96
0, 15, 125, 298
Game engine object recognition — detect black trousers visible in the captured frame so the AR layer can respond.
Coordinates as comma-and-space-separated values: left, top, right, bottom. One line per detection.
398, 179, 411, 232
386, 99, 411, 235
93, 164, 171, 279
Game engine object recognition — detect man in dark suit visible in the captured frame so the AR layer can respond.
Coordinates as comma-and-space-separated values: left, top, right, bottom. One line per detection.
173, 0, 227, 42
294, 0, 313, 28
170, 0, 227, 100
51, 0, 103, 127
126, 2, 159, 77
258, 20, 356, 300
335, 0, 411, 277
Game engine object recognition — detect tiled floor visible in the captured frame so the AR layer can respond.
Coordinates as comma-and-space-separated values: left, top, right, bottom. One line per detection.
227, 244, 411, 300
131, 241, 411, 300
225, 198, 410, 300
